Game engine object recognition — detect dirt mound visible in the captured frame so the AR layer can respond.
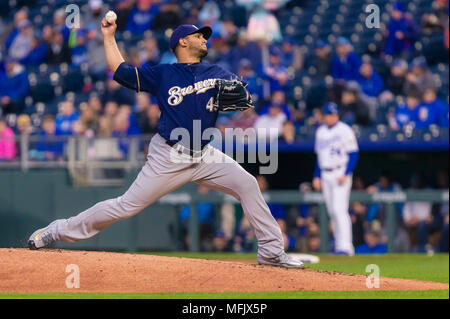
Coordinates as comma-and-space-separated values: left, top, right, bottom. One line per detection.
0, 249, 447, 293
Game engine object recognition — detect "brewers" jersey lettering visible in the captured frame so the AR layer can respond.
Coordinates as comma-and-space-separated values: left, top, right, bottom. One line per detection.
168, 78, 218, 106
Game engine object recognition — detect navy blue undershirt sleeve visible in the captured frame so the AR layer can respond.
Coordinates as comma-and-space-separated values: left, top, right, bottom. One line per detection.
345, 151, 359, 175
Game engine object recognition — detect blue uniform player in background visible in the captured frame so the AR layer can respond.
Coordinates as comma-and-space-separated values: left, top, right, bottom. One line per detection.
27, 20, 303, 269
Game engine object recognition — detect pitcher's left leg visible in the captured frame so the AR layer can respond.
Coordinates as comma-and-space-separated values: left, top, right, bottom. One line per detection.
192, 146, 303, 268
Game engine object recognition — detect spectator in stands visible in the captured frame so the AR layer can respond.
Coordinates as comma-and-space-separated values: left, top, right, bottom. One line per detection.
355, 230, 388, 254
390, 90, 421, 130
400, 88, 443, 130
246, 7, 282, 44
84, 0, 107, 33
179, 185, 215, 251
236, 58, 260, 99
115, 0, 136, 32
366, 171, 403, 225
111, 105, 140, 155
77, 104, 99, 136
86, 23, 107, 80
4, 8, 28, 53
140, 35, 160, 67
0, 118, 17, 161
45, 27, 71, 65
227, 108, 258, 142
356, 61, 385, 98
7, 20, 34, 62
385, 59, 408, 96
15, 113, 34, 136
383, 2, 418, 59
331, 37, 362, 82
350, 176, 368, 248
253, 100, 287, 141
126, 0, 161, 35
87, 94, 103, 114
340, 81, 371, 126
19, 32, 47, 66
421, 88, 449, 128
212, 230, 230, 252
296, 182, 317, 252
306, 222, 321, 253
404, 56, 437, 96
310, 40, 332, 78
260, 46, 290, 94
257, 90, 292, 120
0, 58, 29, 114
111, 112, 132, 155
104, 100, 119, 119
68, 29, 88, 67
403, 174, 433, 253
421, 0, 449, 36
135, 93, 160, 135
233, 215, 256, 253
279, 120, 295, 144
31, 114, 64, 161
152, 1, 182, 31
219, 18, 239, 44
97, 115, 114, 137
198, 1, 221, 34
280, 37, 303, 72
134, 92, 151, 115
55, 100, 79, 136
228, 30, 262, 74
51, 8, 71, 42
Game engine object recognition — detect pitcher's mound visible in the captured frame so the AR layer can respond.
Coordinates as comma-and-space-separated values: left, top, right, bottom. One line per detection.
0, 249, 447, 293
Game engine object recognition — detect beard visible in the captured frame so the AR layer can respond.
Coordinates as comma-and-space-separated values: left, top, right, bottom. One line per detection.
197, 47, 208, 59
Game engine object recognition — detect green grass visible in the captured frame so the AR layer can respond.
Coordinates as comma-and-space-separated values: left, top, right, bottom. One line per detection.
1, 290, 448, 299
143, 252, 449, 284
1, 253, 448, 299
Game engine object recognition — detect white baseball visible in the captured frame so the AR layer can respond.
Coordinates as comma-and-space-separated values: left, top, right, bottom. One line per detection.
105, 10, 117, 23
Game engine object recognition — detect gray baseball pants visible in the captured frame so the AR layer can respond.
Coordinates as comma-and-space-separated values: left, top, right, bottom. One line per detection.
48, 134, 284, 258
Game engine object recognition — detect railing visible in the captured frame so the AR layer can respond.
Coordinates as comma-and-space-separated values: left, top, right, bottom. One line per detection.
0, 135, 153, 185
163, 189, 448, 253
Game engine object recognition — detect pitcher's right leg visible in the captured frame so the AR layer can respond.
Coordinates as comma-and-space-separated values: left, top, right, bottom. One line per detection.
28, 134, 195, 249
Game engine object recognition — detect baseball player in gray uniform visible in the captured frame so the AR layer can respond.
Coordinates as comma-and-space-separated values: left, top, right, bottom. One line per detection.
312, 102, 359, 255
27, 19, 303, 268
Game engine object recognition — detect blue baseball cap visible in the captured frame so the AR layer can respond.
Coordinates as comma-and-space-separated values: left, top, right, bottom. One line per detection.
336, 37, 350, 45
316, 39, 327, 49
323, 102, 339, 115
392, 1, 405, 12
411, 56, 428, 68
169, 24, 212, 51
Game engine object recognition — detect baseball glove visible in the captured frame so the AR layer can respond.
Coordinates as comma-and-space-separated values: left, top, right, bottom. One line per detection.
210, 79, 254, 112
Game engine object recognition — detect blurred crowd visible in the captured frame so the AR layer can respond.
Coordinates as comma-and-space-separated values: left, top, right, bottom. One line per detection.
184, 171, 449, 254
1, 0, 449, 162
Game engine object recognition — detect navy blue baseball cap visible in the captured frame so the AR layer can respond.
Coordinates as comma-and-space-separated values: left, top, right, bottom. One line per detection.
169, 24, 212, 51
322, 102, 339, 115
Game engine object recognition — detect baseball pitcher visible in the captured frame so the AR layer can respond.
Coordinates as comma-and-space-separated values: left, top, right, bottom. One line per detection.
312, 102, 359, 255
27, 19, 303, 268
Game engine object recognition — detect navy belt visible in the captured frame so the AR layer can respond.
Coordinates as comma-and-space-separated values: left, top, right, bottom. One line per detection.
165, 140, 207, 158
